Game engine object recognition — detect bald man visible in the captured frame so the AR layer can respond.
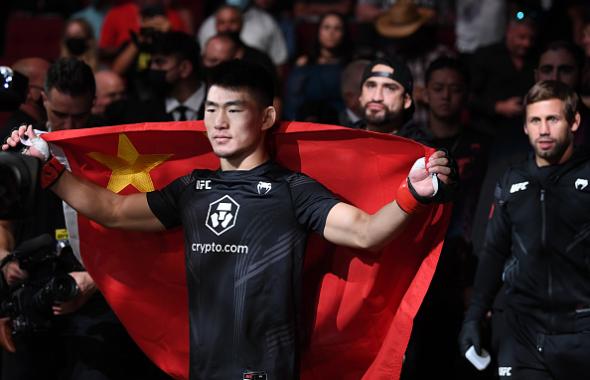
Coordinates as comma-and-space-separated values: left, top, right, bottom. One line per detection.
92, 70, 127, 116
202, 34, 239, 68
197, 4, 288, 65
2, 57, 50, 139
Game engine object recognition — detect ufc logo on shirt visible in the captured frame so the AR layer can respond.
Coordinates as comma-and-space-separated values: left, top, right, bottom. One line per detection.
498, 367, 512, 377
196, 180, 211, 190
509, 181, 529, 193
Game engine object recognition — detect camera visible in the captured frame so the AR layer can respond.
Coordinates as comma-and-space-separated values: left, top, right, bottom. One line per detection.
0, 64, 42, 220
0, 152, 40, 219
0, 234, 79, 335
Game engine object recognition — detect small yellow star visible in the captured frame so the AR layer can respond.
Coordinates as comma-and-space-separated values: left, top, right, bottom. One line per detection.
88, 134, 172, 193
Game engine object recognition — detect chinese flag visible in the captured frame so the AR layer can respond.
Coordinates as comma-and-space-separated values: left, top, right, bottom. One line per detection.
43, 121, 451, 380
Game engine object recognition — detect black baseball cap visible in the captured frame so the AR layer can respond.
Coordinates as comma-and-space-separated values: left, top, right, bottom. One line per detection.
361, 56, 413, 94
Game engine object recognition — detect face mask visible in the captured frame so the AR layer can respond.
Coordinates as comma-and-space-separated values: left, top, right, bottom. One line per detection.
145, 69, 172, 95
226, 31, 242, 43
226, 0, 250, 11
65, 37, 89, 56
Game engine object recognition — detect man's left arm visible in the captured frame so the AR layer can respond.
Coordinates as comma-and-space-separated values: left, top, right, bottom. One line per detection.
323, 150, 452, 250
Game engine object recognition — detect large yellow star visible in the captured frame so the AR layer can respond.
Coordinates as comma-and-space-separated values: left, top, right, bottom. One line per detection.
88, 134, 172, 193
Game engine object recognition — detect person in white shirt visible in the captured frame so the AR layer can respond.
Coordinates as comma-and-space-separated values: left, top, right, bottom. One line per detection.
197, 3, 288, 66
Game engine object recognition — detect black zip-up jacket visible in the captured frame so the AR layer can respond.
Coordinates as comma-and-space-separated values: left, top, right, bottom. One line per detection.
466, 150, 590, 333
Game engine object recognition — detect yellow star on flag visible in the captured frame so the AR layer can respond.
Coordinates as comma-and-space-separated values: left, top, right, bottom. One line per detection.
88, 134, 172, 193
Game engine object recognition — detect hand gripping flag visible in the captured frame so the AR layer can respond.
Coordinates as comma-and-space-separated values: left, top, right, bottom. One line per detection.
43, 121, 451, 380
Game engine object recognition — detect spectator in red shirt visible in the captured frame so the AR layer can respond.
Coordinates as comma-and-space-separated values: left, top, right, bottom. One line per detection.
100, 0, 188, 75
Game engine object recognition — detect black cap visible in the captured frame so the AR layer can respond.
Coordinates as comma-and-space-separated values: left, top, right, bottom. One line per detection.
361, 56, 413, 95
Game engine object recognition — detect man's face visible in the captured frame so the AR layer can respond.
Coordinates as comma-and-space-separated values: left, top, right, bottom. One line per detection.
93, 72, 126, 115
43, 88, 93, 130
506, 23, 536, 58
359, 64, 411, 130
535, 49, 579, 89
216, 8, 242, 34
150, 54, 182, 84
203, 38, 236, 68
204, 86, 271, 161
425, 68, 466, 120
524, 98, 579, 166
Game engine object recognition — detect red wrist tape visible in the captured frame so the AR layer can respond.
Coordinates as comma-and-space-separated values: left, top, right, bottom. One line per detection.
41, 156, 66, 189
396, 177, 427, 214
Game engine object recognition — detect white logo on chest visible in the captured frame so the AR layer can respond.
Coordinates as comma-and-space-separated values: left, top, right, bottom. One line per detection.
509, 181, 529, 193
257, 181, 272, 195
205, 195, 240, 236
498, 367, 512, 377
575, 178, 588, 190
196, 180, 211, 190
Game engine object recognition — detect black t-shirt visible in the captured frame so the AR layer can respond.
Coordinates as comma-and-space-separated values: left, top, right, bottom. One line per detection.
146, 161, 340, 380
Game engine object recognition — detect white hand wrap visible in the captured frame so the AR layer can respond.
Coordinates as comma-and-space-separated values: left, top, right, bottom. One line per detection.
410, 157, 439, 197
22, 136, 50, 162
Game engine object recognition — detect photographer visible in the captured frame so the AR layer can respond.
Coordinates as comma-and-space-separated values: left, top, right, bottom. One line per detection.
99, 0, 188, 99
0, 58, 50, 142
1, 58, 168, 380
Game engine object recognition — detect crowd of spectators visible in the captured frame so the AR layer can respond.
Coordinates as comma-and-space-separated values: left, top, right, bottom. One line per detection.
1, 0, 590, 379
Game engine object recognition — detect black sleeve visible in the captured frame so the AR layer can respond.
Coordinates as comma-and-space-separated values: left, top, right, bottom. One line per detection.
146, 175, 191, 229
287, 173, 340, 235
468, 47, 497, 118
465, 179, 512, 321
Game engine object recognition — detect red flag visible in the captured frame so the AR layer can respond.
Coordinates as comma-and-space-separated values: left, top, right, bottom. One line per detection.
43, 121, 450, 380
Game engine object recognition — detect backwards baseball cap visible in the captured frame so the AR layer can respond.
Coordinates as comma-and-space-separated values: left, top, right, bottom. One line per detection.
361, 56, 413, 94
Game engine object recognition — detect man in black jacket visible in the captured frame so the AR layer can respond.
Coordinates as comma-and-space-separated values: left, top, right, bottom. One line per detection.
459, 80, 590, 380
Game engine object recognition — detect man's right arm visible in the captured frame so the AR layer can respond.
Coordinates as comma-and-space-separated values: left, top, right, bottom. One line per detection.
3, 126, 165, 232
467, 184, 512, 321
459, 181, 512, 356
51, 171, 165, 232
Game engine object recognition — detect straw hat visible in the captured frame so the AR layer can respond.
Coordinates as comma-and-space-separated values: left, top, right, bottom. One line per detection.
375, 0, 435, 38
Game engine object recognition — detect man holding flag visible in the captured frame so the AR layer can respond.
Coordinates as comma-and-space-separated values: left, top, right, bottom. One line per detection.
5, 60, 453, 380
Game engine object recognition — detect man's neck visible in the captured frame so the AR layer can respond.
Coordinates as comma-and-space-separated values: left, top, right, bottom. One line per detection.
365, 121, 402, 134
219, 138, 270, 171
428, 113, 461, 139
220, 151, 270, 171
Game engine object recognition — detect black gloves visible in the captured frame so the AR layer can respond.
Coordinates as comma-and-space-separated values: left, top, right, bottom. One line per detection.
434, 148, 459, 203
458, 319, 483, 356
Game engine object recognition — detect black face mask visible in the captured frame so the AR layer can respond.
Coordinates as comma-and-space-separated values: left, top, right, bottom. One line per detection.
145, 69, 172, 95
65, 37, 89, 56
226, 31, 242, 44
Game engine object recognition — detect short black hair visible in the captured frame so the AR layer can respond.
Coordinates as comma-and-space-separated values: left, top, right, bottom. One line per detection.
207, 60, 274, 107
425, 56, 470, 85
45, 57, 95, 98
539, 40, 585, 70
151, 31, 202, 77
